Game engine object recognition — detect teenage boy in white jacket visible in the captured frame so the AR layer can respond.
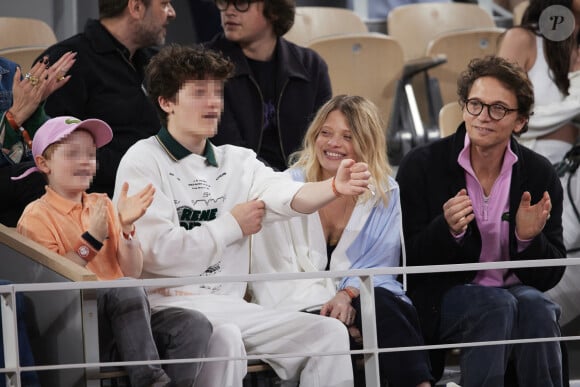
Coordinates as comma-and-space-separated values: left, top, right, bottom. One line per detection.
114, 45, 370, 387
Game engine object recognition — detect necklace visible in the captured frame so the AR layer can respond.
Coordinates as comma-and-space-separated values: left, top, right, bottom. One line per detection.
318, 196, 356, 246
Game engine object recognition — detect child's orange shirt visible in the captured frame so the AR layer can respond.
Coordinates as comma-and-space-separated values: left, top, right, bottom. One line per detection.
17, 186, 124, 280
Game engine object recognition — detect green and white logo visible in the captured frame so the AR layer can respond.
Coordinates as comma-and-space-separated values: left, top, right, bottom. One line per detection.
177, 206, 218, 230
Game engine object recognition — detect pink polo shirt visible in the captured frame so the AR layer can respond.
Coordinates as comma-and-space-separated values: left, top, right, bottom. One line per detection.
457, 136, 526, 287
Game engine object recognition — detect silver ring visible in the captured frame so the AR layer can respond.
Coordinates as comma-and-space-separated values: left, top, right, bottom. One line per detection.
24, 72, 32, 80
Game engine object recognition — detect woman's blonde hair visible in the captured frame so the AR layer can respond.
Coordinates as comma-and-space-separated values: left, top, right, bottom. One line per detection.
290, 95, 392, 205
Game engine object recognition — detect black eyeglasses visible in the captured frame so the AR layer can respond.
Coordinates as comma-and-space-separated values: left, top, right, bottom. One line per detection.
214, 0, 263, 12
464, 99, 518, 121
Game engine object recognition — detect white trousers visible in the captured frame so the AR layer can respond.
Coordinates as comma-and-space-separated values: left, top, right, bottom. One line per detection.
149, 294, 354, 387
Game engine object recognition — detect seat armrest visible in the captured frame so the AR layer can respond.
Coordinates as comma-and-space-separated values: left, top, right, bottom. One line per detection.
0, 224, 97, 282
402, 54, 447, 80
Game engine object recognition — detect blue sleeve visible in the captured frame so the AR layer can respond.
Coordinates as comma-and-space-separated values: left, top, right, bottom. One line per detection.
339, 187, 405, 298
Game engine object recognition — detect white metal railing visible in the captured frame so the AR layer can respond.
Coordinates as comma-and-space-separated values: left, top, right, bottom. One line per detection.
2, 256, 580, 387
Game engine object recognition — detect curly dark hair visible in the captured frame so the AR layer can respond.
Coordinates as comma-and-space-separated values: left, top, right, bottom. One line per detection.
145, 44, 235, 127
99, 0, 151, 18
519, 0, 575, 95
263, 0, 295, 36
457, 56, 534, 134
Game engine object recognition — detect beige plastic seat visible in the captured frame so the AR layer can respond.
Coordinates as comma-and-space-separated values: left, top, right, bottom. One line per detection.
0, 17, 57, 49
307, 33, 405, 127
284, 6, 368, 47
0, 45, 48, 68
386, 3, 496, 136
426, 27, 505, 107
387, 3, 496, 61
512, 1, 529, 25
438, 101, 463, 137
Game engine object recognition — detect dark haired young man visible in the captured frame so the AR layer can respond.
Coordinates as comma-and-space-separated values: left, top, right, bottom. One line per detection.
205, 0, 332, 171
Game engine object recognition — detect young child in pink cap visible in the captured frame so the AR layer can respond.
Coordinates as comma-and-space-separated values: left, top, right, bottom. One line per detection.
16, 116, 213, 387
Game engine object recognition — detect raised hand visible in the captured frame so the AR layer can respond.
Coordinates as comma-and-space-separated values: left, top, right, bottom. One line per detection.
10, 63, 47, 126
515, 191, 551, 240
88, 196, 109, 243
230, 199, 265, 236
334, 159, 370, 196
41, 51, 77, 100
443, 188, 475, 236
117, 182, 155, 233
9, 51, 76, 126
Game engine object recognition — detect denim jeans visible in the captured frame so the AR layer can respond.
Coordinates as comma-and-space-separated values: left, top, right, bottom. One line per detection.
98, 286, 212, 387
439, 284, 562, 387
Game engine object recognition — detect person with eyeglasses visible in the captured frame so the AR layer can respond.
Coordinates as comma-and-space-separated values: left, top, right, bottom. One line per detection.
396, 56, 566, 386
204, 0, 332, 171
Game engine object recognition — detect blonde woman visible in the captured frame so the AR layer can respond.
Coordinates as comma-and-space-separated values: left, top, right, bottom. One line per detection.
251, 95, 433, 387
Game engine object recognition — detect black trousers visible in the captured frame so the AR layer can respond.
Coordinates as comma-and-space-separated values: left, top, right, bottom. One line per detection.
351, 287, 434, 387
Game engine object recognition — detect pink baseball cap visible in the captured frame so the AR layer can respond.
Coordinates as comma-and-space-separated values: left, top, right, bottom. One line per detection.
11, 116, 113, 180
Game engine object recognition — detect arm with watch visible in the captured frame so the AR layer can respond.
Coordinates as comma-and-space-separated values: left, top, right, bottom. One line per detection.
69, 183, 155, 279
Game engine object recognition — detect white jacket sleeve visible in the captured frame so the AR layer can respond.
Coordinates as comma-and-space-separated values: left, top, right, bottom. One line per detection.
248, 163, 304, 223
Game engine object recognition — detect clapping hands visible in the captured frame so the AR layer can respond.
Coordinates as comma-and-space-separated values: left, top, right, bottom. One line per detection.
88, 196, 109, 243
9, 51, 76, 126
117, 182, 156, 234
443, 189, 475, 236
515, 191, 551, 240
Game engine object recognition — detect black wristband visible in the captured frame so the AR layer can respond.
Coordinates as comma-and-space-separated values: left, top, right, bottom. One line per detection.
82, 232, 103, 251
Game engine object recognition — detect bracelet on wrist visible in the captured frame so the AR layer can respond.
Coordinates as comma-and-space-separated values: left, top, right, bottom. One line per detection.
122, 227, 135, 240
341, 288, 357, 300
331, 176, 342, 198
19, 127, 32, 148
82, 231, 103, 251
5, 110, 21, 129
5, 110, 33, 148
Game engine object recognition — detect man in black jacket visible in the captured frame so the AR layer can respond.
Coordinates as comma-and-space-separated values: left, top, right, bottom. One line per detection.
205, 0, 332, 171
397, 56, 566, 387
41, 0, 175, 197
